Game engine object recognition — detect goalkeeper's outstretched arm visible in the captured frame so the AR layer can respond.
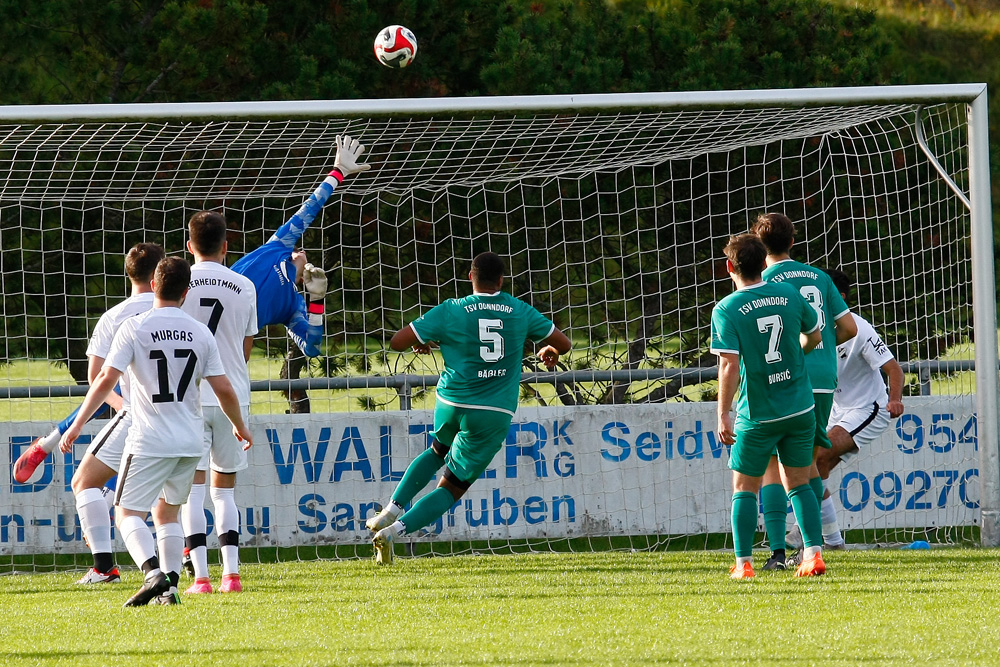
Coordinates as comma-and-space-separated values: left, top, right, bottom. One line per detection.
265, 135, 371, 251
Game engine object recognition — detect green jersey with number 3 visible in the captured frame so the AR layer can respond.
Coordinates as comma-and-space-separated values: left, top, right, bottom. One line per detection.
410, 291, 556, 415
761, 259, 849, 392
711, 281, 820, 423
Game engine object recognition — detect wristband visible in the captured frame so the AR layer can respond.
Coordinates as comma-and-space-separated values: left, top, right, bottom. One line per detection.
328, 168, 345, 184
307, 302, 324, 314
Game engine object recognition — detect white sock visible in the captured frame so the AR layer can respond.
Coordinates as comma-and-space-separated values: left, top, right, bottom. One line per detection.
736, 556, 753, 567
804, 545, 823, 560
821, 496, 845, 545
156, 521, 184, 580
76, 487, 113, 556
389, 520, 406, 537
119, 515, 156, 569
387, 501, 405, 516
39, 428, 60, 454
102, 486, 115, 511
182, 483, 210, 579
211, 486, 240, 576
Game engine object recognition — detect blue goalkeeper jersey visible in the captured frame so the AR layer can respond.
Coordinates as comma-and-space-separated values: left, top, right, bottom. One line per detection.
231, 175, 339, 357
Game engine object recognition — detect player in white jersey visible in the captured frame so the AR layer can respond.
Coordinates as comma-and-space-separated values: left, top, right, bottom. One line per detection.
179, 211, 258, 595
61, 257, 253, 607
67, 243, 165, 584
814, 268, 904, 547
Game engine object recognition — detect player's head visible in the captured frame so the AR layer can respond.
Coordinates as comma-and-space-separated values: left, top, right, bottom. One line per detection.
470, 252, 505, 290
187, 211, 228, 258
291, 248, 308, 283
153, 257, 192, 303
723, 234, 767, 281
752, 212, 795, 255
823, 267, 852, 300
125, 243, 165, 284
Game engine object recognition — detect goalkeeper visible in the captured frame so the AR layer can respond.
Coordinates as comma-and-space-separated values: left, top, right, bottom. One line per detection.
230, 134, 370, 356
13, 136, 370, 485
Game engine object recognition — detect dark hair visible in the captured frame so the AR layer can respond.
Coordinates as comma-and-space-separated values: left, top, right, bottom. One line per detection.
125, 243, 165, 283
751, 212, 795, 255
154, 257, 191, 301
823, 267, 852, 299
188, 211, 228, 256
723, 234, 767, 279
471, 252, 505, 287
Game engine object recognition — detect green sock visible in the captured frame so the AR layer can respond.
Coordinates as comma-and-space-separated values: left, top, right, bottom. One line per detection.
398, 487, 457, 535
731, 491, 758, 558
810, 476, 825, 504
391, 447, 445, 507
760, 483, 787, 552
787, 484, 823, 548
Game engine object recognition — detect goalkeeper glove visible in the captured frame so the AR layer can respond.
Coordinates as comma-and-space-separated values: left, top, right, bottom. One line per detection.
330, 134, 371, 180
303, 263, 328, 301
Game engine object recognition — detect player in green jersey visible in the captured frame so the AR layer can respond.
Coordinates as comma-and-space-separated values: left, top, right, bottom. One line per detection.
366, 252, 571, 565
711, 234, 826, 579
752, 212, 858, 570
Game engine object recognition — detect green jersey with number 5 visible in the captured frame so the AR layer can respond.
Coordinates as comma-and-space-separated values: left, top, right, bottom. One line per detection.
711, 281, 819, 423
761, 259, 849, 392
410, 291, 556, 415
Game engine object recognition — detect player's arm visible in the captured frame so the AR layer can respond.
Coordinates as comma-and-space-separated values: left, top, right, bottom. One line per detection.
88, 354, 123, 412
801, 327, 822, 353
715, 352, 739, 445
389, 324, 432, 354
243, 336, 254, 363
285, 262, 327, 357
265, 135, 371, 251
206, 374, 254, 450
834, 312, 858, 345
881, 358, 905, 418
59, 365, 124, 452
537, 328, 571, 368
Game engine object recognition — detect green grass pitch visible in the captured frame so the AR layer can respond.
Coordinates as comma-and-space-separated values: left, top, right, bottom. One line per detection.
3, 549, 1000, 666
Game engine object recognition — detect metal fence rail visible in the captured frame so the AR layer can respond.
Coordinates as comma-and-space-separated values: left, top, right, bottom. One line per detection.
0, 360, 977, 405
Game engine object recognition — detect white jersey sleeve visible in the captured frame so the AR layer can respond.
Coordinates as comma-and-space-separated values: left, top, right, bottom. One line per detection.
833, 313, 895, 410
181, 262, 258, 407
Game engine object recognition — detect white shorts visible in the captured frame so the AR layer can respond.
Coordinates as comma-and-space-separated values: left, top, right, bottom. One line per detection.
86, 410, 131, 471
829, 401, 892, 464
115, 454, 200, 512
197, 405, 249, 474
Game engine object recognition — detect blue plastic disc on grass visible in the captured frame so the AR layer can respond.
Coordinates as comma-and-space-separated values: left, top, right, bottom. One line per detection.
903, 540, 930, 550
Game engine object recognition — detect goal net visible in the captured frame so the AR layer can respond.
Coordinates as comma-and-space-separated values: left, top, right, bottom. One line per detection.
1, 86, 995, 571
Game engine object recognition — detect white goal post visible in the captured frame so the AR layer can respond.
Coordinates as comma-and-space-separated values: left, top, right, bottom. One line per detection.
0, 84, 996, 568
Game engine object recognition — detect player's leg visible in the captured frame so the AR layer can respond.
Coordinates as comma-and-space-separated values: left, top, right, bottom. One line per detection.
809, 392, 835, 503
727, 422, 771, 579
181, 468, 211, 593
13, 386, 121, 483
205, 405, 250, 593
366, 402, 459, 532
758, 455, 787, 570
373, 408, 510, 566
115, 455, 171, 607
152, 456, 201, 605
70, 413, 128, 584
776, 411, 825, 577
181, 417, 213, 593
819, 402, 891, 548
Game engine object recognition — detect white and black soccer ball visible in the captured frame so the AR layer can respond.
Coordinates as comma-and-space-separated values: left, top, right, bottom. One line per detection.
374, 25, 418, 69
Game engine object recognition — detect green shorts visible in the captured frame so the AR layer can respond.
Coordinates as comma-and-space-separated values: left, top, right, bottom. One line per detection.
812, 392, 834, 450
730, 410, 816, 477
430, 401, 513, 484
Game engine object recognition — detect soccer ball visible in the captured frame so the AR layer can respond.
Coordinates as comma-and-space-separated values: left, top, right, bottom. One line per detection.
374, 25, 418, 69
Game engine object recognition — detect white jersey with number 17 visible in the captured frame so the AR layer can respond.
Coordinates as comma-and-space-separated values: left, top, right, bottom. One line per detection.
182, 261, 258, 407
105, 307, 226, 458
